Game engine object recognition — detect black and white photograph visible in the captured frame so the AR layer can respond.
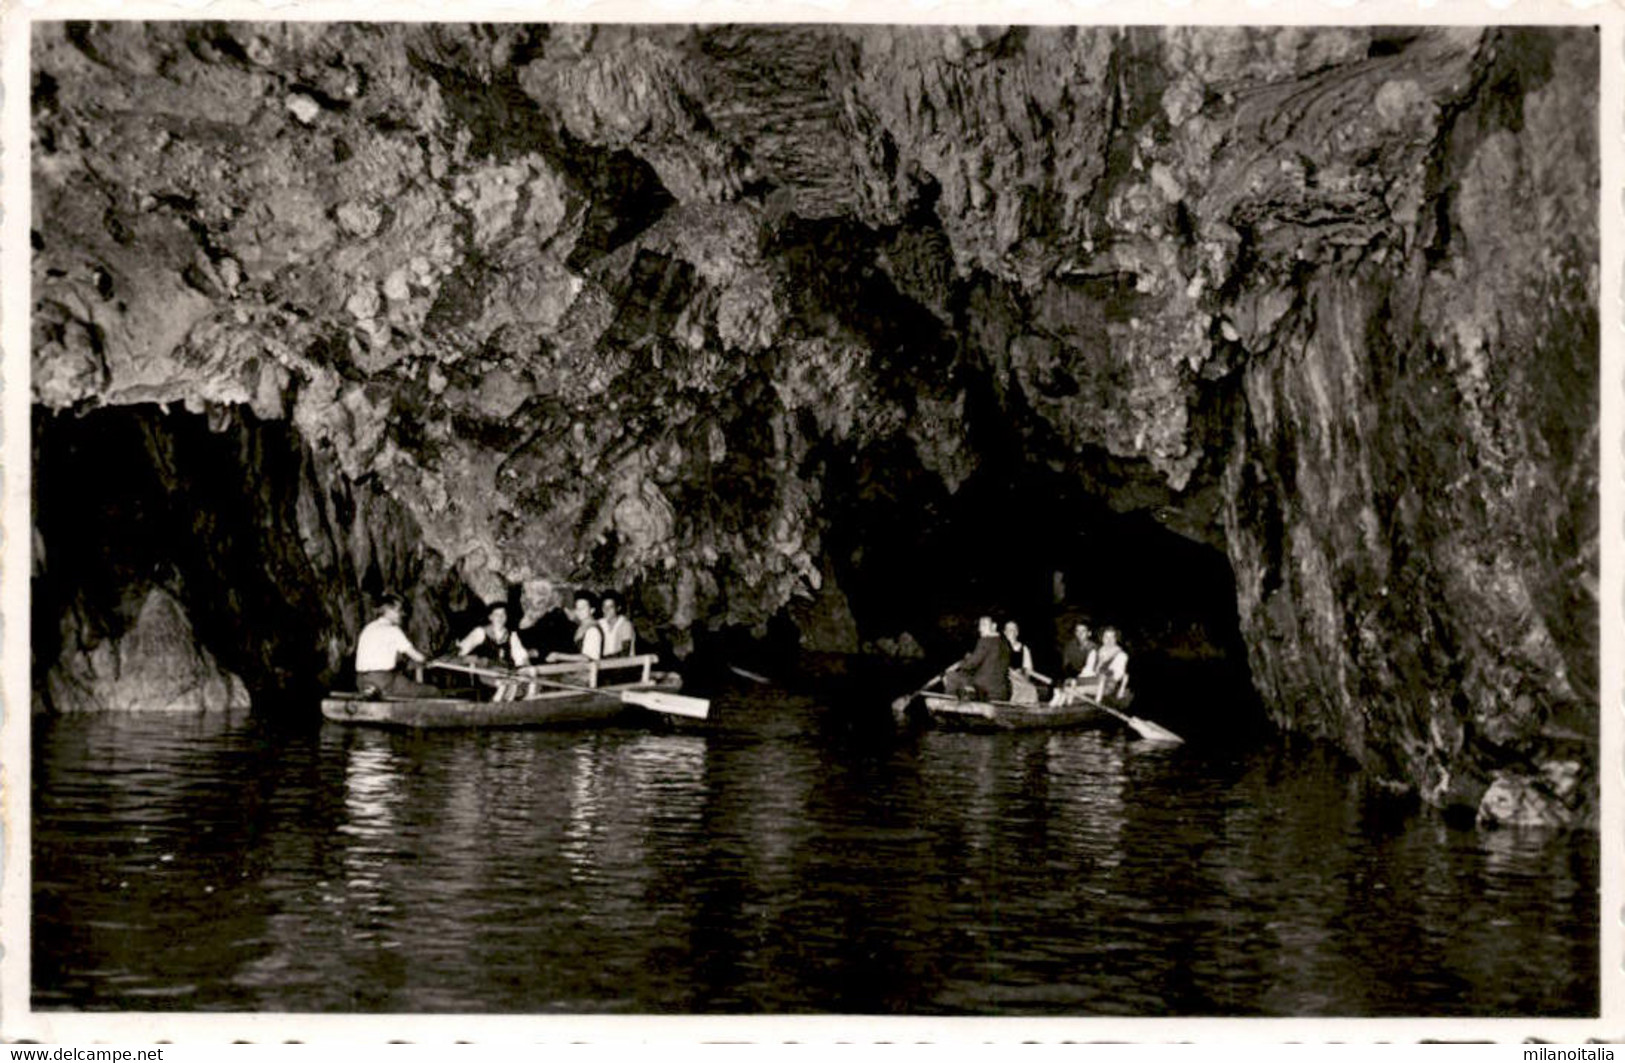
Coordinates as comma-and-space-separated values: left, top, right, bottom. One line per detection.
3, 9, 1613, 1039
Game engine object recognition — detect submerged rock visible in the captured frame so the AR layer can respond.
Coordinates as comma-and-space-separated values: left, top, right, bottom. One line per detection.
1477, 766, 1591, 830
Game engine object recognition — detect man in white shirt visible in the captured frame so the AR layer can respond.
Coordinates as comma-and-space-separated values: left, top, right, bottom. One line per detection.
599, 594, 636, 657
355, 595, 436, 697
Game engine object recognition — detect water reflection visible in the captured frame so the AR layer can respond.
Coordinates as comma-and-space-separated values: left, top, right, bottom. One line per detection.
1043, 733, 1128, 870
562, 743, 607, 880
339, 740, 402, 917
31, 704, 1598, 1015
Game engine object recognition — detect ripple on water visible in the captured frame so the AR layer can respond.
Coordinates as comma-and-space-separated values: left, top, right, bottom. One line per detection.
28, 708, 1600, 1016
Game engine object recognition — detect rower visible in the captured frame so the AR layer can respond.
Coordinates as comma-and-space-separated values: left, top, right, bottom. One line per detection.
354, 594, 437, 698
942, 616, 1011, 702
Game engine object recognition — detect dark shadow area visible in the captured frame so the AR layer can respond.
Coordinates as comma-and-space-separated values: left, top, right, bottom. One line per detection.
688, 438, 1268, 744
32, 405, 457, 705
834, 456, 1244, 635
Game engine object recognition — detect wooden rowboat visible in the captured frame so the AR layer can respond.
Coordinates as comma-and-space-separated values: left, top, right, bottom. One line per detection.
321, 655, 691, 729
917, 688, 1182, 743
918, 692, 1115, 731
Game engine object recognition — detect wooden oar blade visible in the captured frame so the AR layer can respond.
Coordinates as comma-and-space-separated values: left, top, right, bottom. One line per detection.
623, 690, 710, 720
1128, 715, 1184, 744
1099, 703, 1184, 744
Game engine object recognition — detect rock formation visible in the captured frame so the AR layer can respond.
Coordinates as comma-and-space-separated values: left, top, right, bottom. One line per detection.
30, 24, 1597, 823
46, 586, 252, 713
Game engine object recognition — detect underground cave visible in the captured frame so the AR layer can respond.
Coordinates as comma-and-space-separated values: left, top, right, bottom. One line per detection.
21, 20, 1602, 1020
30, 21, 1597, 821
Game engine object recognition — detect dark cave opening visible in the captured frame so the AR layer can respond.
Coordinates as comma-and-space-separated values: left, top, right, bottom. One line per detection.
719, 209, 1257, 717
32, 404, 457, 707
35, 401, 1260, 737
813, 450, 1260, 727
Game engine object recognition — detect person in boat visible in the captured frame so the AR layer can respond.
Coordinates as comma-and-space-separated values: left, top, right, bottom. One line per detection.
1094, 626, 1131, 699
1060, 622, 1099, 681
942, 615, 1011, 702
599, 593, 636, 657
457, 602, 530, 668
354, 594, 437, 698
1052, 621, 1100, 704
1003, 619, 1050, 705
544, 594, 605, 666
1052, 625, 1131, 705
1003, 620, 1036, 676
514, 590, 564, 668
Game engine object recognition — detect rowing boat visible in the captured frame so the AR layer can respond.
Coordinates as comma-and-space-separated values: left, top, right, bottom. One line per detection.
918, 692, 1117, 731
321, 655, 690, 729
321, 671, 685, 728
917, 688, 1182, 743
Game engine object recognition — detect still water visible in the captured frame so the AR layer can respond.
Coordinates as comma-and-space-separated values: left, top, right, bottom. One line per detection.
32, 690, 1597, 1016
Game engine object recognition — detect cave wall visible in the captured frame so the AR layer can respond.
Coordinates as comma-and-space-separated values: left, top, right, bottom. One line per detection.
1219, 30, 1598, 807
30, 24, 1597, 812
34, 405, 457, 706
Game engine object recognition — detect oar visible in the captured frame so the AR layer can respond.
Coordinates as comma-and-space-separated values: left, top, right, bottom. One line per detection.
513, 669, 711, 719
428, 660, 710, 720
618, 689, 710, 719
891, 669, 949, 714
436, 660, 710, 720
1098, 701, 1183, 744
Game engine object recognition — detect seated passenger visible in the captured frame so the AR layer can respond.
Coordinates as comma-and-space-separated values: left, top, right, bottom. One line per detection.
1094, 626, 1131, 700
1051, 621, 1100, 705
1003, 620, 1049, 705
599, 593, 637, 657
457, 602, 530, 668
1003, 620, 1036, 677
1053, 625, 1130, 705
1061, 622, 1099, 681
942, 616, 1012, 702
544, 594, 605, 671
